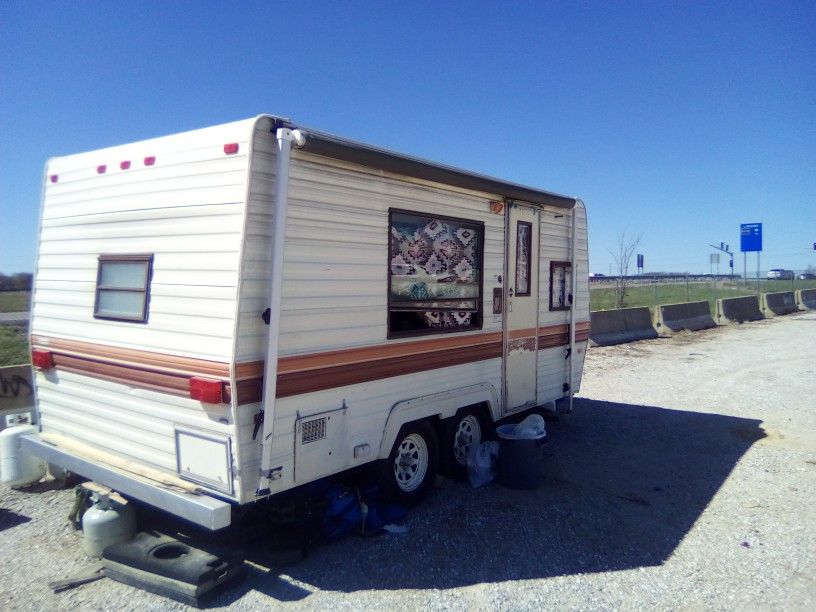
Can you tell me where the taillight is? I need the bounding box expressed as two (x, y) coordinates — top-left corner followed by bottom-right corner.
(224, 143), (239, 155)
(144, 156), (156, 166)
(32, 349), (54, 370)
(120, 161), (131, 170)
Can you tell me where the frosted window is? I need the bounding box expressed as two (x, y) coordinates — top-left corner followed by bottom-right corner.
(99, 262), (148, 288)
(549, 261), (572, 311)
(515, 221), (532, 296)
(94, 255), (153, 322)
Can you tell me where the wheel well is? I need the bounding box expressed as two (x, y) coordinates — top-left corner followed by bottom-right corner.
(432, 401), (491, 436)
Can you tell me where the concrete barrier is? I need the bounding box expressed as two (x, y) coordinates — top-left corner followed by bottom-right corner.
(1, 365), (34, 429)
(590, 307), (658, 346)
(653, 301), (716, 336)
(716, 296), (763, 325)
(761, 291), (798, 317)
(796, 288), (816, 310)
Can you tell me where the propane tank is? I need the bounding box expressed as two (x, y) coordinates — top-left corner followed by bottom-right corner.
(0, 424), (46, 487)
(82, 493), (137, 557)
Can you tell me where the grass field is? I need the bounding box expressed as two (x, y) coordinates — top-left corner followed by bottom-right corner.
(0, 326), (29, 366)
(0, 292), (32, 365)
(0, 291), (30, 313)
(590, 279), (816, 313)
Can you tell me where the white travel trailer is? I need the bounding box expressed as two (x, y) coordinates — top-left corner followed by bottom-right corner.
(23, 116), (590, 530)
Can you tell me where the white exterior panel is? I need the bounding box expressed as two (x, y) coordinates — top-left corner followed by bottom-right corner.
(31, 119), (261, 502)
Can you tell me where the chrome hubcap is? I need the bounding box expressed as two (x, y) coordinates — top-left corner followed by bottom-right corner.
(453, 415), (481, 465)
(393, 433), (429, 492)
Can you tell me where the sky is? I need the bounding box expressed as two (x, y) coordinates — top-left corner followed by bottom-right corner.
(1, 1), (814, 275)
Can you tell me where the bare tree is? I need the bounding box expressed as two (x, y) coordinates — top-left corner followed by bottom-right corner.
(609, 231), (642, 309)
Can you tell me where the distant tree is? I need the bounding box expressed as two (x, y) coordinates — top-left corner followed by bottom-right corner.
(0, 273), (32, 291)
(609, 231), (642, 309)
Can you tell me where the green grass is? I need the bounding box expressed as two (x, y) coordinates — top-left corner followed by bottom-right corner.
(0, 326), (30, 366)
(590, 279), (816, 313)
(0, 291), (30, 313)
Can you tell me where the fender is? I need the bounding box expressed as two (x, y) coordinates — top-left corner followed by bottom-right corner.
(377, 382), (500, 459)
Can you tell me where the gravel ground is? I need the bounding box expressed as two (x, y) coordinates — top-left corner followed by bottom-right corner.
(2, 312), (814, 610)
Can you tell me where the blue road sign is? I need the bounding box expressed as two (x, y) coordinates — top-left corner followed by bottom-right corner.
(740, 223), (762, 252)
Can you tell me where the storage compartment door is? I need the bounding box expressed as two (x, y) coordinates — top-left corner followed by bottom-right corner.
(293, 407), (348, 484)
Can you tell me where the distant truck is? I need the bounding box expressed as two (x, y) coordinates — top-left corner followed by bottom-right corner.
(767, 269), (794, 280)
(21, 115), (589, 530)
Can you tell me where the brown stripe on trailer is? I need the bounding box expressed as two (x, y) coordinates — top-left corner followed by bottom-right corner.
(32, 322), (590, 405)
(538, 321), (591, 350)
(30, 336), (230, 378)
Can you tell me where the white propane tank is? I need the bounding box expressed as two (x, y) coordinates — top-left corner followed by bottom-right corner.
(0, 424), (46, 487)
(82, 494), (137, 557)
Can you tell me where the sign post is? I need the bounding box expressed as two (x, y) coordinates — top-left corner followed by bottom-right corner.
(740, 223), (762, 292)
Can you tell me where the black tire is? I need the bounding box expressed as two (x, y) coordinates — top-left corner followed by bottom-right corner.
(440, 407), (487, 480)
(379, 421), (438, 505)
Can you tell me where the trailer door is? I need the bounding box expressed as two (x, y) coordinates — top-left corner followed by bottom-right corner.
(505, 203), (539, 411)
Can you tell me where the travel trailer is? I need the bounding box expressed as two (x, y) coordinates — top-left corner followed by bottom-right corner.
(22, 115), (590, 530)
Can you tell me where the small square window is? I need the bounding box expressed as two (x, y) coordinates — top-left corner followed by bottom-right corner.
(549, 261), (572, 311)
(94, 254), (153, 322)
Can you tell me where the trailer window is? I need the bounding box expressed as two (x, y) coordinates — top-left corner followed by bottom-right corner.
(515, 221), (532, 296)
(549, 261), (572, 311)
(388, 210), (483, 337)
(94, 254), (153, 322)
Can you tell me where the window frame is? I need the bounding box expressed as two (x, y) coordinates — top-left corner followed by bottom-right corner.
(514, 220), (533, 297)
(387, 208), (485, 339)
(549, 260), (572, 312)
(93, 254), (154, 323)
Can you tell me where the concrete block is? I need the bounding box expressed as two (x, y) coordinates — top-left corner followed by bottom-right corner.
(0, 365), (34, 418)
(653, 301), (716, 336)
(795, 288), (816, 310)
(761, 291), (798, 317)
(716, 296), (763, 325)
(590, 307), (658, 346)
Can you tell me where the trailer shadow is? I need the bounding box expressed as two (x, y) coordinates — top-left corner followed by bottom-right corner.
(0, 508), (32, 532)
(232, 397), (764, 597)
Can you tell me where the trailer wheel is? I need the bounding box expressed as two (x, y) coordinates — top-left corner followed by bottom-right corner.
(441, 408), (486, 479)
(380, 421), (438, 505)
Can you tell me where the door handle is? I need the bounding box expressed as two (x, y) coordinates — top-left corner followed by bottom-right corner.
(508, 288), (514, 298)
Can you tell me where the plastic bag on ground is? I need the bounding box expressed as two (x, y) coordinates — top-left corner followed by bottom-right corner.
(511, 414), (547, 438)
(467, 441), (500, 488)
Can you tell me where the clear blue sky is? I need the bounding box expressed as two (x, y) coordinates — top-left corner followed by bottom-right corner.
(2, 1), (814, 275)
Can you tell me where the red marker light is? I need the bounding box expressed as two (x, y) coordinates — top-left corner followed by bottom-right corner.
(224, 143), (239, 155)
(144, 156), (156, 166)
(189, 377), (224, 403)
(32, 349), (54, 370)
(97, 165), (107, 174)
(50, 175), (58, 183)
(120, 161), (131, 170)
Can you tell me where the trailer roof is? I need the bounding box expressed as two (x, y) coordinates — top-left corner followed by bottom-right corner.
(272, 117), (577, 210)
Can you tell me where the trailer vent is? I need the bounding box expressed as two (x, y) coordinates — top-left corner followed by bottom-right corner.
(301, 417), (327, 444)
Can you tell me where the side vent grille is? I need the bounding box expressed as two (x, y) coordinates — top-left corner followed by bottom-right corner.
(301, 417), (327, 444)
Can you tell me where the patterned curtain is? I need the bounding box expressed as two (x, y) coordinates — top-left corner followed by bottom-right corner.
(390, 212), (481, 330)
